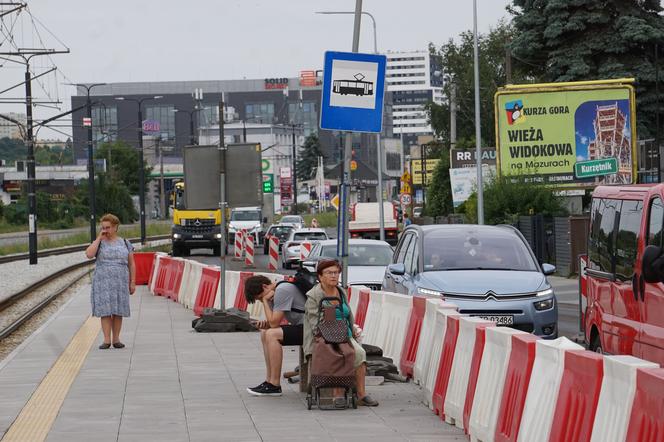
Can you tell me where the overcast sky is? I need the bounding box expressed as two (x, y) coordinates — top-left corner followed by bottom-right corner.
(0, 0), (512, 139)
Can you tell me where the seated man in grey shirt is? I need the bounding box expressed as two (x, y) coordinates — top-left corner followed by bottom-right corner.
(243, 275), (307, 397)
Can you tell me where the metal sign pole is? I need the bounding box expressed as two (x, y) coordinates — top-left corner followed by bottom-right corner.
(218, 97), (227, 309)
(339, 0), (363, 288)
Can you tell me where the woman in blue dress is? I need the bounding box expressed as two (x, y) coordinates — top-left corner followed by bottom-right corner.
(85, 213), (136, 349)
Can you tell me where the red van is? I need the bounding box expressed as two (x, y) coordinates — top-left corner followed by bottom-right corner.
(584, 184), (664, 365)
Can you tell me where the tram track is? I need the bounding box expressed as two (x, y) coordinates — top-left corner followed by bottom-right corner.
(0, 261), (94, 342)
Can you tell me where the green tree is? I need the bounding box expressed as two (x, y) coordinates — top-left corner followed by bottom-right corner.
(424, 145), (454, 217)
(95, 140), (152, 194)
(426, 21), (536, 149)
(34, 143), (74, 166)
(77, 177), (137, 224)
(0, 137), (26, 165)
(509, 0), (664, 137)
(460, 175), (567, 225)
(296, 134), (325, 181)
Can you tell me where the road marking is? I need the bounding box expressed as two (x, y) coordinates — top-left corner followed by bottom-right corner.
(1, 316), (99, 442)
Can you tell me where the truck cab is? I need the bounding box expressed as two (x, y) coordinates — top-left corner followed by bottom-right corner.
(171, 181), (222, 256)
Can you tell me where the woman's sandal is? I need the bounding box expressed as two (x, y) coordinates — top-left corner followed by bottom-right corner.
(99, 343), (111, 349)
(112, 342), (125, 349)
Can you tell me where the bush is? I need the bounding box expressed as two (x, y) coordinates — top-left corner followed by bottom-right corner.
(460, 176), (568, 225)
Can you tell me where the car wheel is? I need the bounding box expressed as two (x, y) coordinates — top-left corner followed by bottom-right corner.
(589, 332), (603, 354)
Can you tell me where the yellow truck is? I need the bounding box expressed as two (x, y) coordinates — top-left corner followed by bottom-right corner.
(171, 180), (222, 256)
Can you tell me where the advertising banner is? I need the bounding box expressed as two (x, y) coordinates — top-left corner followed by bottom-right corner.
(449, 165), (495, 207)
(495, 81), (636, 187)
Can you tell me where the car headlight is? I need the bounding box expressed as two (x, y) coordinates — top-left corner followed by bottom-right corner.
(215, 233), (222, 239)
(536, 288), (553, 297)
(173, 233), (182, 239)
(418, 287), (442, 297)
(534, 298), (554, 311)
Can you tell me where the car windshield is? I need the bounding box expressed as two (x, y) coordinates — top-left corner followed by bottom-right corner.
(281, 216), (301, 224)
(269, 226), (293, 239)
(231, 211), (260, 221)
(423, 229), (538, 272)
(320, 244), (392, 266)
(293, 232), (327, 241)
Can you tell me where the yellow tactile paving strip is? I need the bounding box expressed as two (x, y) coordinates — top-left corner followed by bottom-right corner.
(1, 316), (100, 442)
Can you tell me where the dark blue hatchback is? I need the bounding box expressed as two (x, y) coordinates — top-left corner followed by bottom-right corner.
(382, 224), (558, 338)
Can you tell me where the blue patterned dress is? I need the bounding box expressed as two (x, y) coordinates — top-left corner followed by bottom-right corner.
(91, 237), (133, 317)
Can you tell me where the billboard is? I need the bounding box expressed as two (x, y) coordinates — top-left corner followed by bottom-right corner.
(411, 159), (440, 185)
(495, 80), (637, 187)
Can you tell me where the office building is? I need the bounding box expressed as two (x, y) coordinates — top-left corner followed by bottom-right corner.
(386, 50), (444, 150)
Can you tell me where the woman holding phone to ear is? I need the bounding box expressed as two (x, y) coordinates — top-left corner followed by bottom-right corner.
(85, 213), (136, 349)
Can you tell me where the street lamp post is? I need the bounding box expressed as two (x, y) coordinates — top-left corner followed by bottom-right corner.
(316, 8), (385, 240)
(67, 82), (106, 243)
(473, 0), (484, 224)
(115, 95), (163, 244)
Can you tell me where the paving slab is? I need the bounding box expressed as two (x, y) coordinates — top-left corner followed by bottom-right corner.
(0, 285), (467, 441)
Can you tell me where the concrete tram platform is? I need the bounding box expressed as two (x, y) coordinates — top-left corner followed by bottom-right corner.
(0, 285), (466, 442)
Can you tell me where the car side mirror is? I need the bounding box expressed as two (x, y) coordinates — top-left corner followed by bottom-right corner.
(388, 263), (406, 276)
(301, 260), (316, 272)
(542, 263), (556, 276)
(642, 245), (664, 283)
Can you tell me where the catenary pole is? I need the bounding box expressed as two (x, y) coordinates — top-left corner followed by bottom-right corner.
(25, 67), (37, 264)
(340, 0), (363, 288)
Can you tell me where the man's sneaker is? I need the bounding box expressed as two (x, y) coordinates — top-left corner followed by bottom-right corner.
(246, 381), (268, 393)
(247, 382), (282, 397)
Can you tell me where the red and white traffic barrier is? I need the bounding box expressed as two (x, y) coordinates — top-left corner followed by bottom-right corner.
(300, 240), (312, 261)
(268, 236), (279, 271)
(244, 234), (255, 268)
(468, 327), (526, 442)
(590, 355), (657, 442)
(517, 337), (584, 442)
(444, 317), (494, 430)
(234, 229), (244, 259)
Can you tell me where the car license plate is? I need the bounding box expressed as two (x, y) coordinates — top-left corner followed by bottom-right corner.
(472, 315), (514, 326)
(192, 234), (203, 239)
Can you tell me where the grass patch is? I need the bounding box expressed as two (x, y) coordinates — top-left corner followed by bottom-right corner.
(0, 222), (172, 256)
(0, 218), (90, 234)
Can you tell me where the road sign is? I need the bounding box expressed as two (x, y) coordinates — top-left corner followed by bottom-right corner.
(350, 160), (357, 171)
(320, 51), (387, 133)
(331, 194), (339, 210)
(262, 174), (274, 193)
(401, 183), (412, 195)
(400, 193), (412, 206)
(574, 158), (619, 179)
(142, 120), (160, 134)
(401, 171), (411, 183)
(82, 117), (92, 127)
